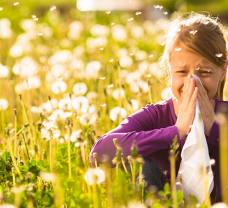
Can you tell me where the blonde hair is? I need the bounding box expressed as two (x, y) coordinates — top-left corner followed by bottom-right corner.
(162, 13), (227, 100)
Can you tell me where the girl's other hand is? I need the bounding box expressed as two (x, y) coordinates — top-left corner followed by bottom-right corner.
(175, 75), (198, 138)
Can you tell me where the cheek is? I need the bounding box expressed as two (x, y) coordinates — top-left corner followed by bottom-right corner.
(171, 77), (184, 98)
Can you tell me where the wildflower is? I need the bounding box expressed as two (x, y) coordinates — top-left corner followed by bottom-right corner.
(84, 167), (105, 185)
(109, 107), (127, 122)
(68, 21), (83, 40)
(49, 50), (72, 65)
(12, 56), (38, 78)
(112, 88), (125, 100)
(73, 82), (87, 96)
(129, 99), (139, 111)
(71, 96), (89, 114)
(0, 64), (9, 78)
(0, 18), (13, 39)
(211, 203), (228, 208)
(161, 87), (173, 100)
(51, 80), (67, 94)
(0, 98), (8, 111)
(40, 172), (56, 182)
(119, 55), (133, 68)
(111, 25), (127, 42)
(49, 5), (57, 12)
(86, 37), (107, 51)
(90, 24), (109, 37)
(127, 201), (146, 208)
(85, 61), (101, 79)
(70, 130), (82, 142)
(0, 204), (16, 208)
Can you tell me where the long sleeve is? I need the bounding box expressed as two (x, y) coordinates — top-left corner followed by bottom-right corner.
(89, 103), (180, 165)
(206, 121), (220, 147)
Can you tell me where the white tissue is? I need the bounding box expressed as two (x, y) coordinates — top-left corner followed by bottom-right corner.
(177, 75), (214, 203)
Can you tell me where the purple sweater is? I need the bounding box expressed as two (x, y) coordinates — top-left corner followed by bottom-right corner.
(90, 98), (228, 203)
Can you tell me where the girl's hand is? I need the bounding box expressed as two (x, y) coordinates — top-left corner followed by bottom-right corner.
(194, 77), (216, 136)
(175, 75), (198, 138)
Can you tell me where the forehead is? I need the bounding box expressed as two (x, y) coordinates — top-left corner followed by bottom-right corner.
(169, 42), (214, 67)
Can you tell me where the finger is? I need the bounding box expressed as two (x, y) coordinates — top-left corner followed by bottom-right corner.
(183, 75), (191, 93)
(189, 86), (198, 106)
(186, 77), (196, 99)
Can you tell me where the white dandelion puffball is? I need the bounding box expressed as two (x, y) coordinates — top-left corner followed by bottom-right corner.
(90, 24), (109, 37)
(85, 61), (101, 79)
(40, 172), (56, 182)
(0, 64), (9, 78)
(51, 80), (67, 94)
(0, 18), (13, 39)
(109, 107), (127, 122)
(111, 24), (127, 42)
(112, 88), (125, 100)
(68, 21), (83, 40)
(161, 87), (173, 100)
(212, 203), (228, 208)
(119, 55), (133, 68)
(73, 82), (87, 96)
(0, 98), (9, 111)
(84, 167), (105, 185)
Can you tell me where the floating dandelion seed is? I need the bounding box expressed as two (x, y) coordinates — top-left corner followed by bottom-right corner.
(0, 7), (4, 11)
(105, 11), (111, 15)
(154, 5), (163, 9)
(175, 47), (182, 52)
(84, 167), (105, 185)
(13, 2), (19, 6)
(32, 15), (38, 22)
(189, 30), (198, 35)
(0, 98), (8, 111)
(135, 11), (142, 16)
(215, 53), (223, 58)
(127, 17), (134, 22)
(49, 5), (56, 12)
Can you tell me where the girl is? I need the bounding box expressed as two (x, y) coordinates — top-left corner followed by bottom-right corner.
(89, 13), (228, 203)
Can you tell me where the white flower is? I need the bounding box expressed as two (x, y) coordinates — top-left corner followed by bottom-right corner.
(12, 57), (38, 78)
(68, 21), (83, 40)
(112, 88), (125, 100)
(70, 130), (82, 142)
(149, 63), (166, 79)
(86, 37), (107, 50)
(127, 201), (146, 208)
(109, 107), (127, 122)
(0, 98), (8, 111)
(15, 76), (41, 93)
(161, 87), (173, 100)
(40, 172), (56, 182)
(79, 113), (97, 126)
(111, 25), (127, 42)
(58, 96), (73, 111)
(0, 64), (9, 78)
(49, 50), (72, 65)
(84, 167), (105, 185)
(51, 80), (67, 94)
(85, 61), (101, 79)
(20, 19), (36, 32)
(73, 82), (87, 96)
(212, 203), (228, 208)
(129, 99), (139, 111)
(90, 24), (109, 37)
(130, 25), (144, 39)
(71, 96), (89, 114)
(0, 204), (16, 208)
(119, 55), (133, 68)
(0, 18), (13, 39)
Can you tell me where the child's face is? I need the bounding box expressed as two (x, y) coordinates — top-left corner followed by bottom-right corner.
(169, 42), (226, 102)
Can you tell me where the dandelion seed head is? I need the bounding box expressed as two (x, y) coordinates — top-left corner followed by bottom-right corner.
(51, 80), (67, 94)
(84, 167), (105, 185)
(73, 82), (87, 96)
(49, 5), (57, 12)
(40, 172), (56, 182)
(0, 64), (9, 78)
(0, 98), (9, 111)
(109, 107), (127, 122)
